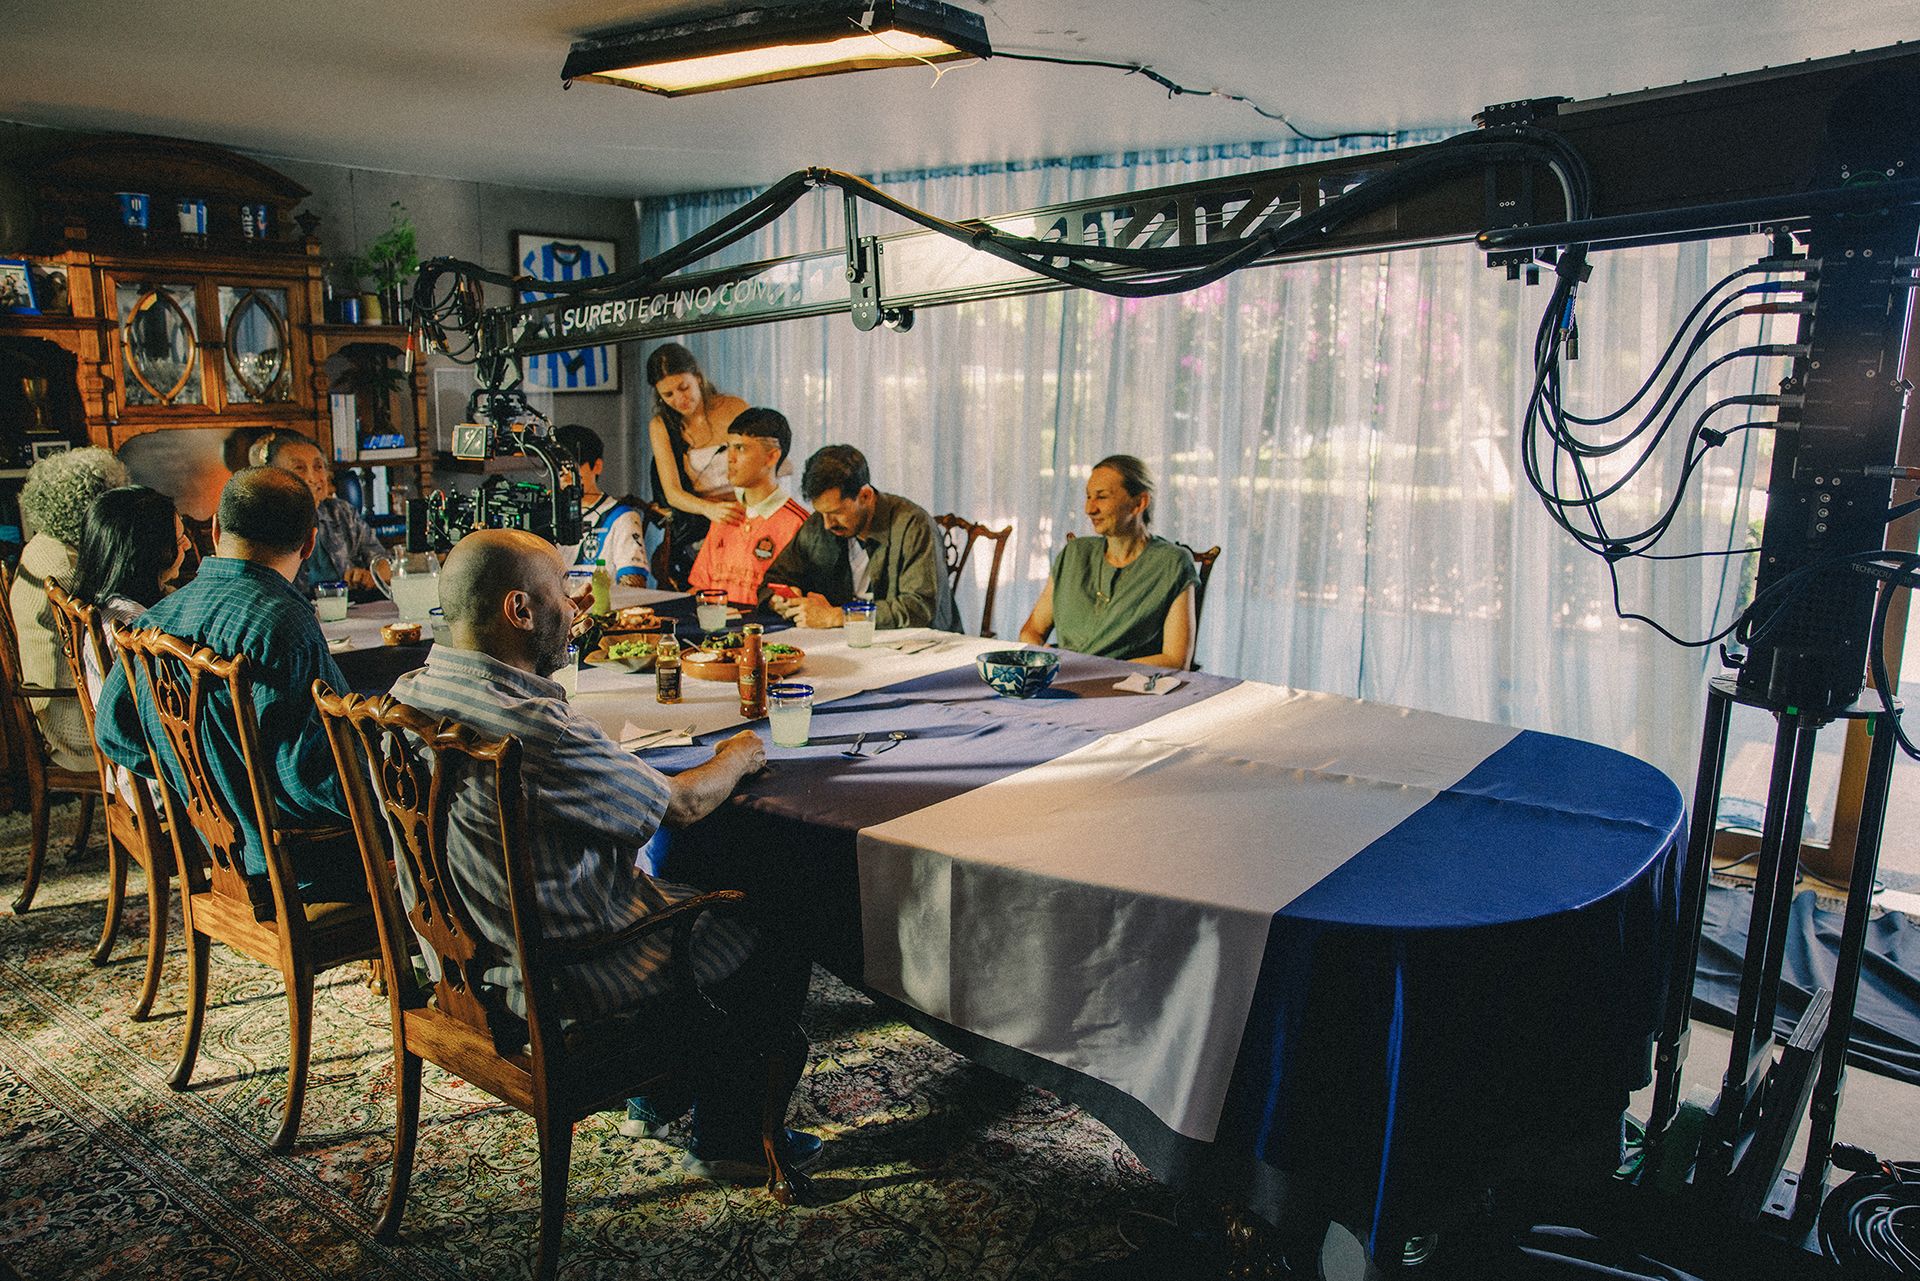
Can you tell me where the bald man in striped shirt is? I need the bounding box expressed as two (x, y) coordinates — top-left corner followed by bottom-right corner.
(393, 528), (821, 1182)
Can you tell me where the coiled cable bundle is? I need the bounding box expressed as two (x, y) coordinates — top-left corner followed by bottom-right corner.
(1819, 1144), (1920, 1277)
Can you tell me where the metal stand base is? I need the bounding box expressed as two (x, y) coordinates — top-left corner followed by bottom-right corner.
(1645, 675), (1900, 1229)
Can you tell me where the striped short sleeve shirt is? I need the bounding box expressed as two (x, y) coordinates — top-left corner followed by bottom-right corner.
(392, 646), (752, 1021)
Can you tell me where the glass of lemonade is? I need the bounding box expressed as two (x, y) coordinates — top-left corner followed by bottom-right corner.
(313, 580), (349, 622)
(843, 599), (876, 647)
(768, 682), (814, 747)
(697, 589), (729, 633)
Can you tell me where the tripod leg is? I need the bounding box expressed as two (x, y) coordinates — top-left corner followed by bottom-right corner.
(1793, 708), (1900, 1223)
(1648, 683), (1735, 1147)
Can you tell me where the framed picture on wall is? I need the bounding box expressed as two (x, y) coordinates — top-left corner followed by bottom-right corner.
(0, 259), (38, 315)
(513, 232), (619, 393)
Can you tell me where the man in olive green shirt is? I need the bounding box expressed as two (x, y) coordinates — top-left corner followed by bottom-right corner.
(763, 444), (959, 633)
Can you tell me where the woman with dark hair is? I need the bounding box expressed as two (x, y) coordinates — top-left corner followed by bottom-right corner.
(1019, 454), (1198, 670)
(645, 342), (749, 584)
(69, 485), (190, 628)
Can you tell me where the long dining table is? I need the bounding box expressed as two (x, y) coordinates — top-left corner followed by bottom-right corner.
(327, 589), (1687, 1255)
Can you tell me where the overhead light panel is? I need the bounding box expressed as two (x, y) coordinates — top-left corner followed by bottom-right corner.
(562, 1), (992, 97)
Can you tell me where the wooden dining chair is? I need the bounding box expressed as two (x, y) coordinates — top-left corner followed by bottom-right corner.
(44, 580), (171, 1017)
(934, 513), (1013, 638)
(313, 684), (800, 1281)
(1177, 542), (1223, 638)
(642, 498), (678, 589)
(115, 628), (378, 1152)
(0, 559), (99, 914)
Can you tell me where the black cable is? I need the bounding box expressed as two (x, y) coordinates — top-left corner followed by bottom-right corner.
(1864, 555), (1920, 761)
(1820, 1147), (1920, 1276)
(989, 48), (1398, 143)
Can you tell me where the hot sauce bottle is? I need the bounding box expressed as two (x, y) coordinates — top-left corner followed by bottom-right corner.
(737, 623), (767, 718)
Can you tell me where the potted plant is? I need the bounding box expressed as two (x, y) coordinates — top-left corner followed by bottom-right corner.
(347, 201), (419, 326)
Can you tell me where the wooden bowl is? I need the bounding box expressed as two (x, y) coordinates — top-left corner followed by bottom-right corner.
(681, 645), (805, 683)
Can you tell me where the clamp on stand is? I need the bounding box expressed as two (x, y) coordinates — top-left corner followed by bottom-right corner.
(1646, 673), (1900, 1234)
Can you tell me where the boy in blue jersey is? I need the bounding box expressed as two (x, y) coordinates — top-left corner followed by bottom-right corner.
(553, 423), (649, 585)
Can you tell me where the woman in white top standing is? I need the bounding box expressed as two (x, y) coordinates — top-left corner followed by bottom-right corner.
(646, 343), (749, 586)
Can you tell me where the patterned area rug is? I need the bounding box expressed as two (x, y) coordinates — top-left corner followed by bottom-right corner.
(0, 803), (1169, 1280)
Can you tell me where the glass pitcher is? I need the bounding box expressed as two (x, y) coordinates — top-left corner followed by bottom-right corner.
(378, 549), (441, 622)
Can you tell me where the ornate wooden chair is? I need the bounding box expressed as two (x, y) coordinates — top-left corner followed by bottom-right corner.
(44, 580), (170, 1017)
(934, 513), (1013, 637)
(1178, 542), (1223, 638)
(0, 559), (99, 914)
(642, 498), (679, 589)
(114, 628), (378, 1152)
(313, 684), (799, 1280)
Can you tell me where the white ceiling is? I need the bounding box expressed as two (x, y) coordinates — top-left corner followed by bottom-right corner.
(5, 0), (1919, 199)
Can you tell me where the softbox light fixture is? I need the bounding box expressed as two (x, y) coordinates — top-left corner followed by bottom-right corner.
(562, 1), (993, 98)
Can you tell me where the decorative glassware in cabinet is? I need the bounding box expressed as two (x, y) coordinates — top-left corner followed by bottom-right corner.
(116, 281), (203, 407)
(219, 285), (292, 403)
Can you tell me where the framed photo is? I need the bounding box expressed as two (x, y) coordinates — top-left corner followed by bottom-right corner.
(30, 440), (71, 461)
(513, 231), (619, 393)
(0, 259), (38, 315)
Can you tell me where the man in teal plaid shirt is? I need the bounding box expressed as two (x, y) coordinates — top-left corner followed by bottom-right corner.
(95, 467), (363, 903)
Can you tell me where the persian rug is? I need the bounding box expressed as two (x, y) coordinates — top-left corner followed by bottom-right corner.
(0, 803), (1169, 1280)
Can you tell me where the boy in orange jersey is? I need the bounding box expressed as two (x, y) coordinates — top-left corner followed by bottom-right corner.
(686, 408), (808, 606)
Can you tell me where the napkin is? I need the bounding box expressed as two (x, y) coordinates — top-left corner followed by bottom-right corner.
(620, 721), (696, 751)
(327, 635), (355, 653)
(1114, 672), (1183, 695)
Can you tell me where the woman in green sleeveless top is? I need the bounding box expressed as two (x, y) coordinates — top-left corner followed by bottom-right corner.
(1019, 455), (1197, 669)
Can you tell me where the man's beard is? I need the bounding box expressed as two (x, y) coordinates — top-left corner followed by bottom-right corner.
(536, 606), (571, 678)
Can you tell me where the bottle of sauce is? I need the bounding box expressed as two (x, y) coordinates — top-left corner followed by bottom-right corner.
(655, 624), (681, 704)
(737, 623), (766, 718)
(590, 558), (612, 616)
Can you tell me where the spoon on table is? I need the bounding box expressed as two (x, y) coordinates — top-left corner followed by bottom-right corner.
(840, 732), (868, 759)
(871, 732), (908, 754)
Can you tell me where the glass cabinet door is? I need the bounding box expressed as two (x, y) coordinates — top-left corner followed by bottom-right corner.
(116, 281), (203, 407)
(219, 285), (293, 404)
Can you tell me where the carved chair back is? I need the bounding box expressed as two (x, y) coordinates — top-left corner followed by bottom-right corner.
(313, 686), (558, 1059)
(113, 628), (300, 929)
(934, 513), (1013, 638)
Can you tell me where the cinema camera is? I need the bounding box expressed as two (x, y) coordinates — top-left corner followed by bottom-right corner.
(403, 391), (584, 555)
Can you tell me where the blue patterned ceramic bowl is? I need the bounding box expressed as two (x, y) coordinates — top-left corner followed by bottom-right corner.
(975, 648), (1060, 698)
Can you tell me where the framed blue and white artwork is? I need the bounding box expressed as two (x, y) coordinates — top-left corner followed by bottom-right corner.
(514, 231), (619, 393)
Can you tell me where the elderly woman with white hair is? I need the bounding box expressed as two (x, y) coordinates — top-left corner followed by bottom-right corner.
(10, 446), (130, 770)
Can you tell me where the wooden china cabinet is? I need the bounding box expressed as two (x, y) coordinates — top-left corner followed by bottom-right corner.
(0, 135), (429, 487)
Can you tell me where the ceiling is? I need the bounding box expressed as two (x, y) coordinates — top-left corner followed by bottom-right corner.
(5, 0), (1919, 199)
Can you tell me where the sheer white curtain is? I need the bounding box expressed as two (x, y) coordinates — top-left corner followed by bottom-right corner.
(638, 141), (1778, 785)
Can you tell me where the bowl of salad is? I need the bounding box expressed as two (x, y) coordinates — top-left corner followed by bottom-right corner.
(586, 635), (660, 672)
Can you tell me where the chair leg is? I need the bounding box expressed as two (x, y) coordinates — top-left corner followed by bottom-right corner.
(271, 962), (316, 1153)
(374, 1050), (422, 1242)
(65, 793), (96, 861)
(132, 850), (169, 1021)
(90, 827), (130, 965)
(169, 930), (211, 1090)
(11, 786), (50, 914)
(532, 1115), (574, 1281)
(763, 1054), (798, 1206)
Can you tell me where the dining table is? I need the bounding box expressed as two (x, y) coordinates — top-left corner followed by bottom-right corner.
(323, 587), (1687, 1258)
